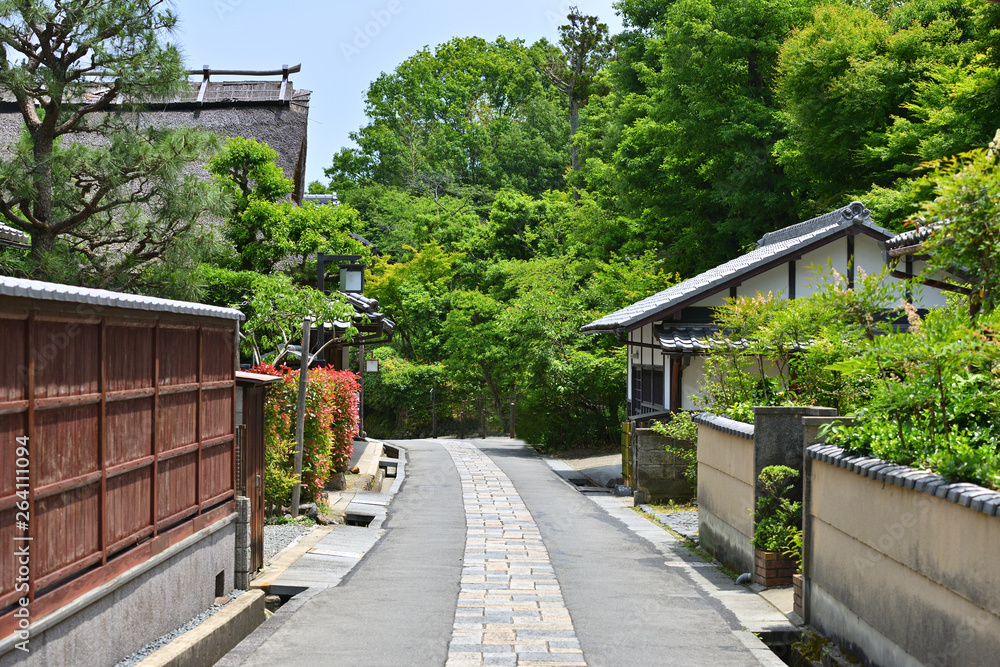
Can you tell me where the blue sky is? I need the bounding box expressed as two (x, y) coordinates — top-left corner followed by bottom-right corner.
(169, 0), (624, 185)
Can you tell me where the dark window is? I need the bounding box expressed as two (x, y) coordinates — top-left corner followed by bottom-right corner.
(652, 368), (664, 406)
(637, 367), (665, 407)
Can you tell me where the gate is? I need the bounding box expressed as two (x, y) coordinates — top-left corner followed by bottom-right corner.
(243, 385), (266, 574)
(237, 372), (279, 577)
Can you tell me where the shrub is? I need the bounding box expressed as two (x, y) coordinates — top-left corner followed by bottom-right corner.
(253, 363), (360, 512)
(697, 267), (903, 422)
(822, 306), (1000, 489)
(752, 465), (802, 552)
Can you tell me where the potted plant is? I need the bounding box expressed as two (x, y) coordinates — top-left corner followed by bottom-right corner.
(752, 465), (801, 587)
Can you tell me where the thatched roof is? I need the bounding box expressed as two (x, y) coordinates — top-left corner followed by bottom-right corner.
(0, 78), (312, 202)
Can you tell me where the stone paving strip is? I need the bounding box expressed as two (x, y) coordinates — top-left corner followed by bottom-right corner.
(444, 442), (587, 667)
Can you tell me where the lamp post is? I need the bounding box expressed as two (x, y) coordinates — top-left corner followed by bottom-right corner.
(291, 315), (312, 518)
(316, 253), (364, 367)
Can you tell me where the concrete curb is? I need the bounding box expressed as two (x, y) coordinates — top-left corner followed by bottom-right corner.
(250, 525), (336, 594)
(135, 589), (265, 667)
(357, 438), (385, 478)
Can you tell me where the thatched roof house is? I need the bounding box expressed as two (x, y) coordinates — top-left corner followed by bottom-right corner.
(0, 66), (312, 202)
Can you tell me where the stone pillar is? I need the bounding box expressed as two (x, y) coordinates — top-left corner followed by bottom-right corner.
(234, 496), (251, 590)
(751, 406), (838, 501)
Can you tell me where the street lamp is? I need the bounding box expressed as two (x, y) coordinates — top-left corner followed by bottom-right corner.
(339, 264), (365, 293)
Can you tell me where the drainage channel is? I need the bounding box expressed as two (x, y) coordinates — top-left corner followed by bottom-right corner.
(565, 475), (612, 495)
(759, 629), (802, 665)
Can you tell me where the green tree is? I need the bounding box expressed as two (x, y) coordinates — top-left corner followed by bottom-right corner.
(0, 0), (225, 286)
(538, 6), (614, 173)
(774, 0), (986, 219)
(208, 137), (368, 275)
(326, 36), (569, 196)
(577, 0), (816, 275)
(199, 266), (355, 366)
(366, 242), (462, 361)
(916, 137), (1000, 314)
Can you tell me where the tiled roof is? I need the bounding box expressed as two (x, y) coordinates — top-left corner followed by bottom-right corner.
(655, 324), (721, 353)
(343, 292), (395, 335)
(883, 225), (939, 254)
(582, 202), (892, 334)
(0, 222), (29, 248)
(0, 275), (244, 320)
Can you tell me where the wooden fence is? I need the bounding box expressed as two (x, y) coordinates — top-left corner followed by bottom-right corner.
(0, 301), (238, 640)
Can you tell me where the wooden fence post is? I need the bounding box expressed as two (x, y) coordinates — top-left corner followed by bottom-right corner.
(431, 387), (437, 439)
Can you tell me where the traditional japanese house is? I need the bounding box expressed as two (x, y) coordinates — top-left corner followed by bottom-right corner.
(582, 202), (949, 417)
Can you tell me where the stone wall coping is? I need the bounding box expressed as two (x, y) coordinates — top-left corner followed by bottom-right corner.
(754, 406), (839, 416)
(806, 444), (1000, 518)
(693, 412), (754, 440)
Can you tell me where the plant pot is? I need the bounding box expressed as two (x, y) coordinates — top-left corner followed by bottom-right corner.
(792, 572), (804, 617)
(753, 548), (796, 587)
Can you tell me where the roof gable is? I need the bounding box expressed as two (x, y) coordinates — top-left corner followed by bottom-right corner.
(582, 202), (893, 335)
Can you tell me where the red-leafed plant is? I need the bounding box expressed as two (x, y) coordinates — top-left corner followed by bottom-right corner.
(252, 363), (360, 511)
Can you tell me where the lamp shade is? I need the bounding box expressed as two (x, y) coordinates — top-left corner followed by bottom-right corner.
(340, 267), (364, 292)
(365, 358), (379, 373)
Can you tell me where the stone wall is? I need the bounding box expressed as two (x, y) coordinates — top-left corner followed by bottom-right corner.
(804, 445), (1000, 667)
(0, 518), (235, 667)
(633, 428), (695, 502)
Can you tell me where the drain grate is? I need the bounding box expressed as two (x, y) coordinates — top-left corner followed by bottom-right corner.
(345, 513), (375, 527)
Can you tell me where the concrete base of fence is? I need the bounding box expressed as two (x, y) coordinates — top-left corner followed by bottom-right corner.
(135, 589), (265, 667)
(235, 497), (252, 590)
(698, 506), (754, 575)
(0, 516), (236, 667)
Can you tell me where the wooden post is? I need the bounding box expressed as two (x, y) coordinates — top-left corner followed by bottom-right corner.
(291, 316), (312, 517)
(431, 388), (437, 439)
(509, 402), (516, 439)
(480, 408), (486, 439)
(358, 343), (365, 439)
(459, 411), (465, 439)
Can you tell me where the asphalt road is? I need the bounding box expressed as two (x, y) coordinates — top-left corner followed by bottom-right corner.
(227, 438), (778, 666)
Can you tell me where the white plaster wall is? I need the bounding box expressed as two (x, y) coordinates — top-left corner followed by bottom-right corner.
(680, 356), (707, 411)
(693, 291), (728, 308)
(629, 324), (665, 369)
(797, 239), (847, 298)
(854, 234), (885, 279)
(737, 265), (788, 299)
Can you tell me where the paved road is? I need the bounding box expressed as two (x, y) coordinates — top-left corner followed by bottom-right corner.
(224, 438), (784, 666)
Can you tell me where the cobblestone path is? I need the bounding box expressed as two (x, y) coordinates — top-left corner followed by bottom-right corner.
(443, 441), (586, 667)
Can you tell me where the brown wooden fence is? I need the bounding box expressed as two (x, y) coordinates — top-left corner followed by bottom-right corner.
(0, 298), (238, 640)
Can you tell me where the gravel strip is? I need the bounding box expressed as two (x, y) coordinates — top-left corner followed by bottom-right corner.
(263, 522), (311, 565)
(641, 505), (700, 541)
(114, 589), (244, 667)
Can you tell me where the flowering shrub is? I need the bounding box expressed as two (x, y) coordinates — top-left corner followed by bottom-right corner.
(252, 363), (360, 510)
